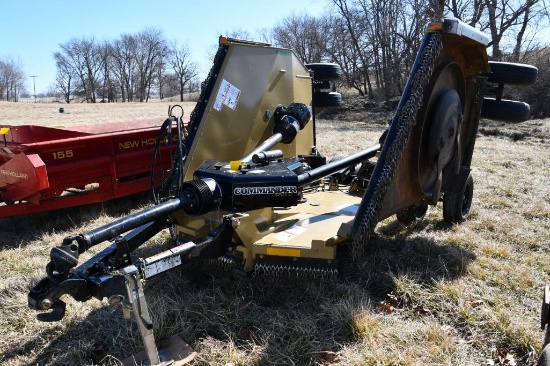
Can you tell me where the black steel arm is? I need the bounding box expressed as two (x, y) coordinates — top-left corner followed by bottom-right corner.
(44, 178), (224, 282)
(29, 215), (235, 322)
(43, 198), (188, 283)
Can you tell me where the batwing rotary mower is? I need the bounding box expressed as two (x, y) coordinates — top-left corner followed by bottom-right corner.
(28, 18), (537, 365)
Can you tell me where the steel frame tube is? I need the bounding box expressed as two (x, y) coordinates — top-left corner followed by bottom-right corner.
(297, 143), (381, 186)
(241, 133), (283, 163)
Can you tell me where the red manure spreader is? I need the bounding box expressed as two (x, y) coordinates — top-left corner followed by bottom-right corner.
(0, 117), (184, 217)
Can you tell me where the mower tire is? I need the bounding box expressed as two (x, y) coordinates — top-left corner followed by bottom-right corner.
(314, 92), (342, 109)
(396, 205), (429, 225)
(443, 173), (474, 224)
(487, 61), (538, 86)
(306, 63), (342, 81)
(480, 98), (530, 123)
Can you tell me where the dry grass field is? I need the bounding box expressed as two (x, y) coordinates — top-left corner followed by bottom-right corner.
(0, 100), (549, 365)
(0, 99), (196, 128)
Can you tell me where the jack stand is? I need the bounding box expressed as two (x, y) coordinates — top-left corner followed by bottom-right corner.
(121, 265), (196, 366)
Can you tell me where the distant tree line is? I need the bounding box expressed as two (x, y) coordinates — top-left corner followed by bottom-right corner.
(54, 28), (198, 103)
(5, 0), (550, 117)
(0, 57), (26, 101)
(47, 0), (550, 111)
(271, 0), (546, 104)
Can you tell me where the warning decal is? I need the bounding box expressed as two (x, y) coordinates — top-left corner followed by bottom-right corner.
(213, 79), (241, 111)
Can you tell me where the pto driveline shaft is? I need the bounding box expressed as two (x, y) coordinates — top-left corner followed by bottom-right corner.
(82, 196), (190, 246)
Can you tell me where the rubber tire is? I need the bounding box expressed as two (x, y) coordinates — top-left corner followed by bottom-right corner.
(313, 92), (342, 109)
(443, 173), (473, 224)
(306, 63), (343, 81)
(487, 61), (538, 86)
(480, 98), (531, 123)
(396, 205), (428, 225)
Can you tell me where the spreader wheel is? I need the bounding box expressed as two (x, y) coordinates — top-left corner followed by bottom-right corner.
(443, 172), (473, 224)
(396, 205), (428, 225)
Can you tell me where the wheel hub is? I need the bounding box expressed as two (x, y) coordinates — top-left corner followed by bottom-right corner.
(428, 89), (461, 169)
(418, 63), (464, 200)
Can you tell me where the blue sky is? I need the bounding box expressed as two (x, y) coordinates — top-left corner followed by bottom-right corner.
(0, 0), (330, 94)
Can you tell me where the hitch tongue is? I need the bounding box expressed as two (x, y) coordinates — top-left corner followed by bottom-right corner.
(28, 277), (68, 322)
(36, 299), (66, 322)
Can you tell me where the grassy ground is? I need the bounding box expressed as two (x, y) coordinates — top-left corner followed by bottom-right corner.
(0, 99), (196, 127)
(0, 101), (549, 365)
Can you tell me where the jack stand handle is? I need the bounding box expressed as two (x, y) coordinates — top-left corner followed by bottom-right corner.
(544, 331), (550, 348)
(123, 265), (163, 365)
(140, 315), (154, 330)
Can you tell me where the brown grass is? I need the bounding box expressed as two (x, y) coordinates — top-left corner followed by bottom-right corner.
(0, 100), (196, 127)
(0, 101), (549, 365)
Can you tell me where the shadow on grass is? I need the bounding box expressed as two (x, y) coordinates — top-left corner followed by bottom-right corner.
(1, 304), (138, 365)
(0, 192), (152, 249)
(342, 218), (477, 301)
(8, 216), (477, 365)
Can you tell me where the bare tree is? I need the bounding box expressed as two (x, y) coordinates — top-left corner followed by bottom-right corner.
(446, 0), (486, 27)
(57, 37), (103, 102)
(155, 54), (168, 100)
(443, 0), (544, 62)
(318, 14), (371, 96)
(272, 13), (326, 64)
(483, 0), (540, 60)
(362, 0), (399, 100)
(0, 56), (26, 101)
(394, 0), (431, 86)
(111, 34), (137, 102)
(53, 51), (75, 103)
(97, 41), (116, 102)
(54, 29), (175, 103)
(321, 0), (431, 100)
(168, 41), (198, 102)
(134, 28), (167, 102)
(330, 0), (375, 98)
(510, 0), (545, 61)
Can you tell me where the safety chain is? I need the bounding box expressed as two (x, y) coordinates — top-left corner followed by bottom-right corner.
(184, 44), (228, 149)
(351, 32), (443, 258)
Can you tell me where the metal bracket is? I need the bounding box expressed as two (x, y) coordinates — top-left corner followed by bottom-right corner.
(113, 235), (132, 268)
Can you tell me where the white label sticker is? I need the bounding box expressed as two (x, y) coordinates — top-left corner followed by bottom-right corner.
(286, 225), (307, 235)
(273, 224), (307, 242)
(273, 231), (295, 242)
(213, 79), (241, 111)
(144, 256), (182, 278)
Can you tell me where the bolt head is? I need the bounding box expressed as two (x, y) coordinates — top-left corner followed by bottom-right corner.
(108, 295), (122, 306)
(41, 299), (52, 309)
